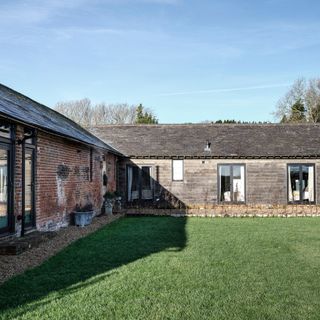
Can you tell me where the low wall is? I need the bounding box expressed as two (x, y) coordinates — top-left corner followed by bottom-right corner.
(124, 205), (320, 217)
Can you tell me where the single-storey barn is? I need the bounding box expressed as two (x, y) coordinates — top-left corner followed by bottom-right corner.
(90, 124), (320, 217)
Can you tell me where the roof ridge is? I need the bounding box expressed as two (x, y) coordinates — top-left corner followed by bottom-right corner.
(90, 123), (320, 158)
(90, 122), (320, 127)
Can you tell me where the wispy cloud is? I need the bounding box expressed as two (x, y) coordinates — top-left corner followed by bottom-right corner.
(137, 0), (181, 4)
(157, 83), (291, 96)
(51, 27), (126, 41)
(0, 0), (92, 25)
(98, 0), (181, 4)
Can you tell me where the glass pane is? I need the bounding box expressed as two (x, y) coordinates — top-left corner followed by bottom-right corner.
(24, 151), (33, 225)
(302, 165), (314, 202)
(219, 166), (231, 202)
(0, 124), (10, 139)
(288, 165), (300, 202)
(141, 167), (151, 190)
(24, 128), (34, 144)
(127, 166), (132, 201)
(233, 165), (245, 202)
(0, 149), (8, 229)
(130, 166), (140, 200)
(173, 160), (183, 181)
(141, 167), (152, 199)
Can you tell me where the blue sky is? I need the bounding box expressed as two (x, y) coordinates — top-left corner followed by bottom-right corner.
(0, 0), (320, 123)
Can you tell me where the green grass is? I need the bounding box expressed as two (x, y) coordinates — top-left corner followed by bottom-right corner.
(1, 217), (320, 320)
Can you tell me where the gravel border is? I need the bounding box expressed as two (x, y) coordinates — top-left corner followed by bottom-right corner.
(0, 213), (124, 285)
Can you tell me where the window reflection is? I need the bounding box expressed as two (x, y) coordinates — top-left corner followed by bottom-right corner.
(0, 124), (11, 139)
(0, 149), (8, 229)
(24, 152), (33, 225)
(219, 165), (245, 203)
(127, 166), (153, 201)
(288, 164), (314, 203)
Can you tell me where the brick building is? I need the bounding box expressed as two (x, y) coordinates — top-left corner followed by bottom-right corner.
(0, 84), (120, 238)
(91, 124), (320, 217)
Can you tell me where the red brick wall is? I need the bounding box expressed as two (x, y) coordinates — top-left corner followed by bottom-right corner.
(105, 153), (117, 193)
(35, 131), (111, 231)
(0, 122), (119, 236)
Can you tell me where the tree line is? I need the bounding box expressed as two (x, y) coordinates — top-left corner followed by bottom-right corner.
(54, 77), (320, 126)
(54, 100), (158, 126)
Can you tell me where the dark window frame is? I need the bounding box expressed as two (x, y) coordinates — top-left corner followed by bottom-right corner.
(217, 163), (246, 204)
(21, 128), (37, 233)
(287, 163), (316, 205)
(126, 164), (154, 202)
(0, 122), (15, 235)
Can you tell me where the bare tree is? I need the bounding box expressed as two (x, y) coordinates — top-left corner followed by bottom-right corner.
(274, 78), (306, 123)
(54, 100), (144, 126)
(274, 78), (320, 123)
(108, 104), (137, 124)
(55, 98), (93, 126)
(305, 78), (320, 122)
(90, 103), (136, 125)
(91, 103), (109, 126)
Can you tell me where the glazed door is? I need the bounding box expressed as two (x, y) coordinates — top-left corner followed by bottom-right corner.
(23, 148), (35, 229)
(0, 146), (12, 233)
(219, 164), (245, 203)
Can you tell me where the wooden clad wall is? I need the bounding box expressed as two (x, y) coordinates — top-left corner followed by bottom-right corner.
(118, 158), (320, 207)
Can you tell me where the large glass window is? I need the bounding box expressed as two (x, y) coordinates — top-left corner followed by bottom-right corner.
(219, 164), (245, 203)
(24, 150), (35, 226)
(127, 165), (153, 201)
(141, 166), (152, 199)
(288, 164), (315, 203)
(128, 166), (139, 201)
(0, 149), (8, 230)
(23, 127), (36, 230)
(0, 122), (13, 233)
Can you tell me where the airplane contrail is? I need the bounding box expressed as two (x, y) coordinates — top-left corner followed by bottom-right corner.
(157, 83), (291, 96)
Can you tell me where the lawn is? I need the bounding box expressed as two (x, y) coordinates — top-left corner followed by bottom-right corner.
(1, 217), (320, 320)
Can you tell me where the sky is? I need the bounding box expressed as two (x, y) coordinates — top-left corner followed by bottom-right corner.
(0, 0), (320, 123)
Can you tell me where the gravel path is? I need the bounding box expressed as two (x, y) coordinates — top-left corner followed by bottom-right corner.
(0, 213), (124, 285)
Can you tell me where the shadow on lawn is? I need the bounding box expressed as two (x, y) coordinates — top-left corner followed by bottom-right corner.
(0, 216), (187, 315)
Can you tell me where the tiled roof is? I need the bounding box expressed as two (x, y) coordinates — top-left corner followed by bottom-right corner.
(0, 84), (121, 154)
(89, 123), (320, 158)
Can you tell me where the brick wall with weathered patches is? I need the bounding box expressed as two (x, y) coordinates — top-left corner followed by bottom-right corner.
(4, 124), (118, 237)
(35, 131), (113, 231)
(118, 158), (320, 215)
(105, 153), (117, 192)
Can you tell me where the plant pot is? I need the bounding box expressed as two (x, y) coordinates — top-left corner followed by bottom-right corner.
(114, 197), (122, 212)
(105, 205), (113, 215)
(74, 211), (94, 227)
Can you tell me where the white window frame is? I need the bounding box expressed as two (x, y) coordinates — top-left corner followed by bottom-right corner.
(172, 159), (184, 181)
